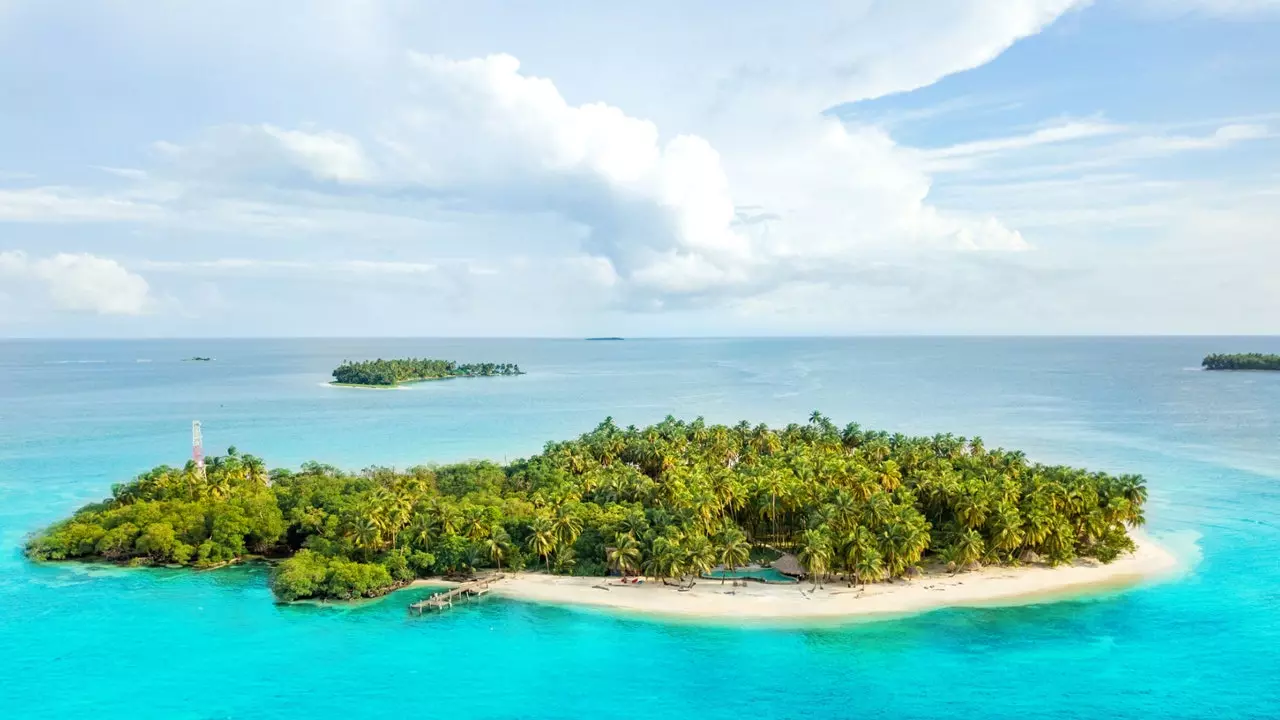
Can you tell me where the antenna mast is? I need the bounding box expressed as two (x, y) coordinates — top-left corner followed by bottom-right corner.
(192, 420), (205, 478)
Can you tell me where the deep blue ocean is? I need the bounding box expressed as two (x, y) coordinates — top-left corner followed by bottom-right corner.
(2, 337), (1278, 719)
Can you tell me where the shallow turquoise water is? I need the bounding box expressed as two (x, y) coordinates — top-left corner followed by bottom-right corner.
(2, 337), (1278, 719)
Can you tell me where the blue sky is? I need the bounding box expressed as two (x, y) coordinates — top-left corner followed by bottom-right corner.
(1, 0), (1277, 337)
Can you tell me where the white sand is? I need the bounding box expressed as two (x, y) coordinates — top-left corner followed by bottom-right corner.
(463, 531), (1180, 623)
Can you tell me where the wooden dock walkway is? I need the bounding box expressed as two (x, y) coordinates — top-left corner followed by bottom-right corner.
(409, 575), (504, 614)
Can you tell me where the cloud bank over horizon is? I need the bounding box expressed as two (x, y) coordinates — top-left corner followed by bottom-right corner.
(0, 0), (1277, 336)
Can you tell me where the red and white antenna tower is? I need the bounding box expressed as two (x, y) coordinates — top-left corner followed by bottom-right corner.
(192, 420), (205, 478)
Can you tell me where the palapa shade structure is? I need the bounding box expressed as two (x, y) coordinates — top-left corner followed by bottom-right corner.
(770, 553), (805, 578)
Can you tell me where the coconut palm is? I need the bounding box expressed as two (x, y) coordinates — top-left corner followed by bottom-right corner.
(853, 550), (884, 585)
(350, 516), (382, 560)
(607, 533), (642, 577)
(643, 536), (680, 583)
(953, 528), (985, 570)
(715, 524), (751, 583)
(552, 507), (583, 548)
(485, 528), (510, 572)
(797, 527), (832, 589)
(840, 525), (878, 583)
(684, 534), (717, 580)
(407, 514), (433, 551)
(526, 515), (557, 573)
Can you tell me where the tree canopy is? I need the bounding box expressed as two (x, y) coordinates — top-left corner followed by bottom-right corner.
(1202, 353), (1280, 371)
(331, 358), (524, 386)
(27, 415), (1147, 602)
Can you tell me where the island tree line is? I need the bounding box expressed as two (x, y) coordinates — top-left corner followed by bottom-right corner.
(332, 358), (523, 386)
(1201, 353), (1280, 371)
(26, 415), (1148, 602)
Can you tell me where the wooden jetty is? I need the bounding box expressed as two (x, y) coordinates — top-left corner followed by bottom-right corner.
(409, 575), (503, 614)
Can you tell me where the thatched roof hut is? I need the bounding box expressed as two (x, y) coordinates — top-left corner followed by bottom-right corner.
(771, 553), (805, 578)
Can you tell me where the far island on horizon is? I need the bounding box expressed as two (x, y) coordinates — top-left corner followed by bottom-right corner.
(1202, 353), (1280, 371)
(585, 337), (624, 341)
(330, 358), (524, 387)
(25, 414), (1173, 620)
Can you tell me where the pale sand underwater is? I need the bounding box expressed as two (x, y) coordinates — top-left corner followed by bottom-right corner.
(418, 531), (1180, 623)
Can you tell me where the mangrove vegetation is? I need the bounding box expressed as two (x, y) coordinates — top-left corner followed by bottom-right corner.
(26, 415), (1148, 602)
(331, 358), (524, 387)
(1202, 353), (1280, 371)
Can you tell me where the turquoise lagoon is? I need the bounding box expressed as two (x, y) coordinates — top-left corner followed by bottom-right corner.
(2, 337), (1279, 719)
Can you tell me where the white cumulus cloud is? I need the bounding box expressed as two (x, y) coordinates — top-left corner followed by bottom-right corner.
(0, 251), (152, 315)
(364, 53), (1030, 304)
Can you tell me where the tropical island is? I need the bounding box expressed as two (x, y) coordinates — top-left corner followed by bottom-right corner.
(184, 357), (213, 362)
(25, 415), (1175, 618)
(1202, 353), (1280, 371)
(331, 358), (524, 387)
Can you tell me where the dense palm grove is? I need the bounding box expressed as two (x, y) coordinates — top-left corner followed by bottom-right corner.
(1202, 353), (1280, 371)
(26, 415), (1147, 602)
(332, 358), (524, 386)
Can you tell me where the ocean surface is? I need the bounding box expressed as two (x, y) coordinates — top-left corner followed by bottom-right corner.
(1, 337), (1278, 719)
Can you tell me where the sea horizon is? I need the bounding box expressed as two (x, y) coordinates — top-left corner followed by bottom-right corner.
(3, 333), (1279, 340)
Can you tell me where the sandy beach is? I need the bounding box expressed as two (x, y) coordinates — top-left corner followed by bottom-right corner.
(427, 531), (1181, 623)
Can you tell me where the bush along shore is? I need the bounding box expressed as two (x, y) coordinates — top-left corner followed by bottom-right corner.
(25, 415), (1148, 603)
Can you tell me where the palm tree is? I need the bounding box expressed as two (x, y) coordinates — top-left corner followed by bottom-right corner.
(840, 525), (877, 584)
(386, 491), (413, 549)
(955, 487), (990, 530)
(798, 527), (832, 589)
(433, 502), (461, 536)
(243, 455), (269, 487)
(485, 528), (510, 572)
(715, 525), (751, 583)
(1022, 505), (1052, 549)
(644, 535), (683, 583)
(407, 514), (433, 551)
(953, 529), (985, 570)
(462, 506), (490, 542)
(351, 516), (382, 560)
(552, 507), (583, 549)
(526, 515), (557, 573)
(853, 550), (884, 585)
(880, 521), (914, 577)
(849, 468), (880, 502)
(988, 502), (1025, 560)
(878, 460), (902, 492)
(683, 534), (716, 580)
(829, 489), (859, 532)
(607, 533), (642, 577)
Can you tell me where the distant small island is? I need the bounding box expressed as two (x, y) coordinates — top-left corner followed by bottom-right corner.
(1202, 353), (1280, 371)
(184, 357), (213, 362)
(586, 337), (624, 341)
(331, 358), (524, 387)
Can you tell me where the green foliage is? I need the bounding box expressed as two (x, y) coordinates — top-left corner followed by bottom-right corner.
(269, 550), (398, 601)
(27, 414), (1149, 602)
(332, 358), (523, 386)
(1202, 353), (1280, 371)
(270, 550), (330, 601)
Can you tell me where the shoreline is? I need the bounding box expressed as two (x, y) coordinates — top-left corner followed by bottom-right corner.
(410, 531), (1181, 624)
